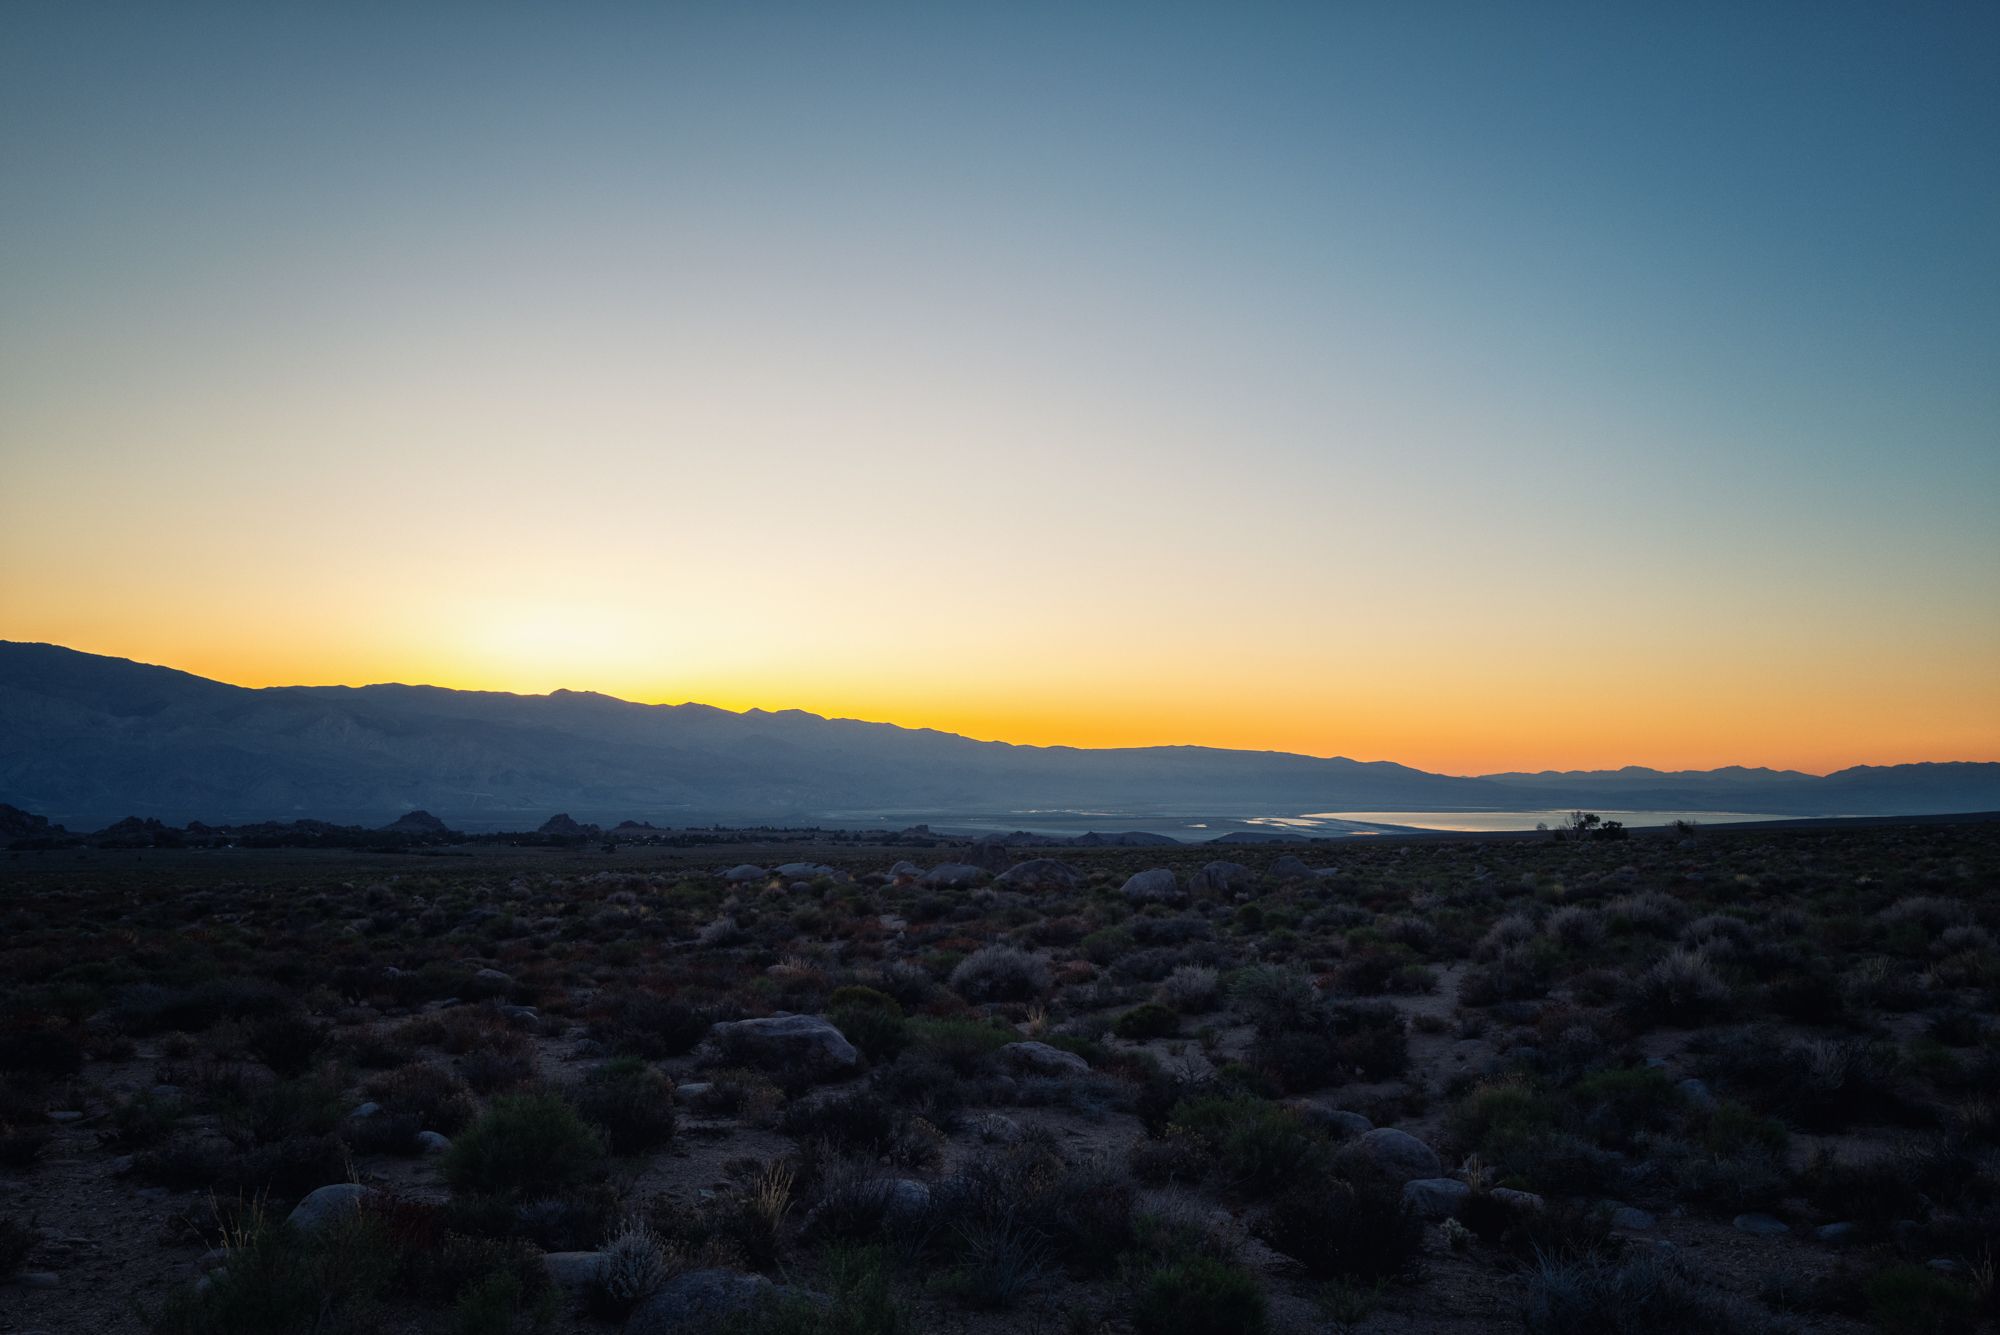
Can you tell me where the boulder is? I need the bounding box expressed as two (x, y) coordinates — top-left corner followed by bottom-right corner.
(1403, 1177), (1471, 1220)
(1287, 1102), (1372, 1138)
(773, 862), (836, 881)
(992, 859), (1085, 891)
(1000, 1041), (1090, 1076)
(919, 863), (986, 889)
(721, 864), (768, 883)
(1120, 868), (1184, 903)
(886, 861), (922, 880)
(1354, 1128), (1441, 1183)
(287, 1184), (376, 1234)
(626, 1269), (823, 1335)
(1189, 861), (1254, 894)
(1268, 855), (1314, 881)
(416, 1130), (451, 1154)
(706, 1014), (857, 1075)
(1733, 1213), (1789, 1237)
(542, 1251), (606, 1289)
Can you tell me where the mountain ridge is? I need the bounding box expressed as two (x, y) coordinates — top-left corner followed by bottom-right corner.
(4, 641), (1996, 830)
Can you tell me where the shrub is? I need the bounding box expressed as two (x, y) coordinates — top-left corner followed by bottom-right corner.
(1863, 1263), (1981, 1335)
(1625, 947), (1731, 1026)
(366, 1062), (478, 1135)
(442, 1093), (606, 1199)
(780, 1089), (897, 1155)
(0, 1215), (37, 1280)
(244, 1013), (327, 1077)
(573, 1057), (676, 1154)
(1155, 965), (1222, 1014)
(1253, 1171), (1422, 1281)
(1130, 1253), (1267, 1335)
(588, 1218), (669, 1319)
(1115, 1003), (1181, 1041)
(1524, 1252), (1767, 1335)
(947, 946), (1052, 1003)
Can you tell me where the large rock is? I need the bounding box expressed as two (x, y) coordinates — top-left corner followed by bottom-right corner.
(773, 862), (837, 881)
(706, 1014), (857, 1075)
(1288, 1101), (1373, 1139)
(1120, 868), (1184, 903)
(287, 1184), (376, 1234)
(1269, 855), (1314, 881)
(1189, 861), (1254, 894)
(543, 1251), (607, 1289)
(886, 861), (922, 881)
(1354, 1128), (1441, 1183)
(720, 864), (768, 883)
(919, 863), (986, 889)
(1403, 1177), (1471, 1220)
(992, 859), (1085, 891)
(1000, 1041), (1090, 1076)
(624, 1269), (819, 1334)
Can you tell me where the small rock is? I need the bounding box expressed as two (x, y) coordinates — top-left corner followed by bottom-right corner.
(1000, 1041), (1090, 1076)
(1402, 1177), (1471, 1220)
(1611, 1206), (1657, 1231)
(197, 1247), (229, 1273)
(1815, 1221), (1859, 1245)
(1733, 1212), (1789, 1237)
(676, 1082), (714, 1101)
(14, 1272), (59, 1289)
(416, 1130), (451, 1154)
(47, 1111), (84, 1123)
(1491, 1187), (1544, 1211)
(472, 967), (513, 986)
(350, 1102), (382, 1119)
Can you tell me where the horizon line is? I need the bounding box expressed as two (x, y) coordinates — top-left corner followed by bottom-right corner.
(10, 639), (1998, 781)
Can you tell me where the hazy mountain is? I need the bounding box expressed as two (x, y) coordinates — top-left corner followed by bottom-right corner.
(3, 642), (1995, 830)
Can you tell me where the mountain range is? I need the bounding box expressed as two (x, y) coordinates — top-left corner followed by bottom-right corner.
(3, 641), (1995, 831)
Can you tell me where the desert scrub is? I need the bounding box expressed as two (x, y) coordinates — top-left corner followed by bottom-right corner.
(0, 1215), (37, 1280)
(587, 1217), (670, 1318)
(1129, 1253), (1268, 1335)
(443, 1092), (606, 1199)
(826, 986), (908, 1063)
(572, 1056), (676, 1153)
(947, 945), (1052, 1003)
(1624, 946), (1732, 1026)
(1115, 1002), (1181, 1041)
(1252, 1169), (1422, 1281)
(366, 1061), (479, 1134)
(1154, 964), (1222, 1013)
(1523, 1252), (1768, 1335)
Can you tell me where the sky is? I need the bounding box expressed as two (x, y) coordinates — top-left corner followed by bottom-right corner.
(3, 2), (1997, 776)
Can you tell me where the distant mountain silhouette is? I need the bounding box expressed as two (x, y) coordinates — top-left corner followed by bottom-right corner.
(3, 642), (1995, 829)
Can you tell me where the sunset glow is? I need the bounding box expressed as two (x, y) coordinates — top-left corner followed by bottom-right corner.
(4, 4), (1996, 776)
